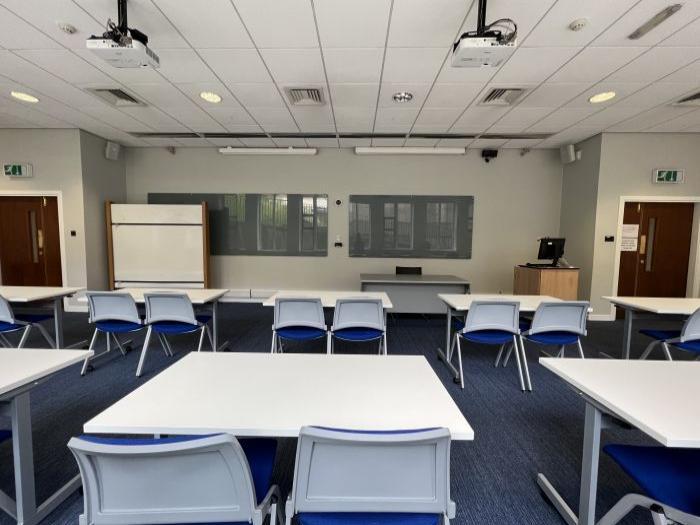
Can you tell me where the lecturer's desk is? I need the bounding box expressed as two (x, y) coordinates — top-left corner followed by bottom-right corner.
(0, 348), (93, 525)
(360, 274), (469, 314)
(84, 353), (473, 440)
(602, 296), (700, 359)
(537, 359), (700, 525)
(437, 293), (561, 385)
(0, 286), (84, 348)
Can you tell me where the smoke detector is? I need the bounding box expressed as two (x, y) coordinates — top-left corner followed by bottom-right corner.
(568, 18), (588, 32)
(58, 22), (78, 34)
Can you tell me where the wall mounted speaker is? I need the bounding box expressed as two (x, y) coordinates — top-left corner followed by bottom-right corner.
(560, 144), (576, 164)
(105, 141), (121, 161)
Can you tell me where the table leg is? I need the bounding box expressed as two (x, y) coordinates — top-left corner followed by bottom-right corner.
(437, 306), (460, 382)
(52, 297), (63, 349)
(622, 308), (634, 360)
(536, 401), (603, 525)
(212, 300), (229, 352)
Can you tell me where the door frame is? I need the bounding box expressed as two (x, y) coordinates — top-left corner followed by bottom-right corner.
(0, 190), (68, 288)
(607, 195), (700, 319)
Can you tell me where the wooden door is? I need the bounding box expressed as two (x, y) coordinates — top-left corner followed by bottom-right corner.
(617, 202), (694, 298)
(0, 196), (62, 286)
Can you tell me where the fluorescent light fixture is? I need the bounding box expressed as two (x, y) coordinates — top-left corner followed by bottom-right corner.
(628, 4), (682, 40)
(218, 147), (317, 155)
(11, 91), (39, 103)
(200, 91), (222, 103)
(355, 147), (466, 155)
(588, 91), (616, 104)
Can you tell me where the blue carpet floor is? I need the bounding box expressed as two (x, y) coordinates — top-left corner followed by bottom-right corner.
(0, 305), (692, 525)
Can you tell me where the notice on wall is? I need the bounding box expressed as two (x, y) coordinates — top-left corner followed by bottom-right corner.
(621, 224), (639, 252)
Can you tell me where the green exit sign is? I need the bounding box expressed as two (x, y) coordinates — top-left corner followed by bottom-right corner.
(3, 163), (33, 178)
(653, 168), (684, 184)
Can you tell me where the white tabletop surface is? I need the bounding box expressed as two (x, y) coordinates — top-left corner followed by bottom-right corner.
(439, 293), (561, 312)
(603, 296), (700, 315)
(85, 353), (473, 440)
(541, 358), (700, 447)
(263, 290), (393, 309)
(360, 273), (469, 285)
(0, 286), (84, 303)
(77, 288), (229, 305)
(0, 348), (94, 397)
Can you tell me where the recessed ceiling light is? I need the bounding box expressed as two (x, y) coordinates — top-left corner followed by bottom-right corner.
(200, 91), (222, 103)
(11, 91), (39, 103)
(392, 91), (413, 103)
(628, 4), (682, 40)
(589, 91), (616, 104)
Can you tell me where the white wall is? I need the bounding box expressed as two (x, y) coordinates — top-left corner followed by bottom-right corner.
(125, 147), (563, 293)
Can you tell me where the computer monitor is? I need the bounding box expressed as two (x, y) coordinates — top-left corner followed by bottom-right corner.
(537, 238), (565, 266)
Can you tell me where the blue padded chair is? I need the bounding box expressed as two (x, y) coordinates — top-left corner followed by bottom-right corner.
(136, 293), (213, 377)
(0, 295), (55, 349)
(68, 433), (282, 525)
(271, 297), (327, 354)
(329, 298), (387, 355)
(639, 307), (700, 361)
(285, 426), (454, 525)
(520, 301), (589, 359)
(599, 444), (700, 525)
(450, 301), (529, 391)
(81, 292), (146, 375)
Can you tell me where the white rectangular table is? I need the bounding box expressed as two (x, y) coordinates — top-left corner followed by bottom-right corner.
(85, 352), (473, 440)
(602, 296), (700, 359)
(79, 288), (230, 351)
(0, 286), (84, 348)
(436, 294), (561, 384)
(360, 274), (469, 314)
(537, 359), (700, 525)
(0, 348), (94, 525)
(262, 290), (393, 309)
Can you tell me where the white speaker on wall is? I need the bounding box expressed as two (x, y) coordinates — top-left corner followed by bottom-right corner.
(559, 144), (581, 164)
(105, 141), (121, 161)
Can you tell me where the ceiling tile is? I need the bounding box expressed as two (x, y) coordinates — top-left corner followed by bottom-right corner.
(272, 137), (308, 147)
(338, 137), (371, 147)
(155, 49), (217, 83)
(176, 137), (215, 147)
(120, 106), (189, 132)
(565, 82), (646, 108)
(142, 137), (186, 147)
(371, 137), (406, 146)
(405, 137), (441, 146)
(378, 83), (431, 108)
(0, 5), (62, 49)
(450, 106), (510, 133)
(502, 138), (545, 149)
(329, 83), (378, 107)
(314, 0), (391, 48)
(222, 124), (266, 133)
(334, 106), (375, 132)
(289, 106), (335, 132)
(323, 48), (383, 83)
(549, 47), (646, 83)
(152, 0), (253, 48)
(660, 17), (700, 47)
(15, 49), (112, 84)
(613, 83), (699, 110)
(528, 107), (599, 132)
(413, 108), (459, 127)
(80, 105), (155, 132)
(176, 81), (242, 109)
(424, 83), (484, 109)
(436, 138), (471, 147)
(382, 48), (446, 83)
(305, 137), (339, 147)
(247, 107), (297, 127)
(494, 107), (554, 129)
(607, 106), (698, 132)
(469, 138), (508, 149)
(129, 82), (193, 107)
(491, 47), (581, 84)
(198, 137), (245, 147)
(388, 0), (470, 48)
(663, 60), (700, 83)
(525, 0), (639, 47)
(260, 49), (325, 84)
(606, 47), (700, 83)
(160, 105), (227, 132)
(233, 0), (317, 48)
(374, 107), (420, 127)
(229, 83), (286, 108)
(576, 106), (646, 129)
(535, 127), (599, 147)
(646, 109), (700, 132)
(240, 137), (277, 147)
(592, 0), (700, 47)
(199, 49), (271, 84)
(203, 106), (257, 126)
(520, 83), (590, 108)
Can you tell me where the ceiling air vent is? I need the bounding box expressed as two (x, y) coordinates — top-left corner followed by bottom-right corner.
(479, 88), (526, 106)
(86, 88), (145, 107)
(673, 90), (700, 107)
(285, 87), (325, 106)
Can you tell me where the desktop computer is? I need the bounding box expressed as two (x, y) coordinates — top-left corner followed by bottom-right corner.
(527, 238), (565, 267)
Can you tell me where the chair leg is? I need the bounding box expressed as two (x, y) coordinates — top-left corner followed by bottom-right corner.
(196, 326), (206, 352)
(156, 333), (170, 356)
(456, 336), (464, 389)
(661, 342), (673, 361)
(271, 331), (276, 353)
(111, 333), (127, 356)
(17, 325), (32, 348)
(206, 325), (215, 351)
(448, 331), (457, 362)
(383, 332), (388, 355)
(0, 333), (11, 347)
(557, 345), (565, 358)
(327, 332), (332, 354)
(511, 335), (526, 392)
(502, 344), (513, 367)
(136, 326), (153, 377)
(577, 339), (585, 359)
(494, 344), (505, 367)
(519, 335), (532, 391)
(639, 340), (659, 360)
(35, 323), (56, 348)
(81, 329), (100, 375)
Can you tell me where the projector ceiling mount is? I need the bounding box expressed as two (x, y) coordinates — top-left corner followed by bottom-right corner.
(102, 0), (148, 48)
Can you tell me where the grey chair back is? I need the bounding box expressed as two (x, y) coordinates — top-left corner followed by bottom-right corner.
(145, 293), (197, 325)
(0, 295), (17, 325)
(463, 301), (520, 334)
(287, 426), (454, 518)
(86, 292), (141, 324)
(68, 434), (259, 525)
(679, 307), (700, 342)
(274, 297), (325, 330)
(332, 298), (384, 331)
(528, 301), (589, 336)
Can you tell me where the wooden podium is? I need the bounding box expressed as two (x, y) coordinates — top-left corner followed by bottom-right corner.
(513, 265), (579, 300)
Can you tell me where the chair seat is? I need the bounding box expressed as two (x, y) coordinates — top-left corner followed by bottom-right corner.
(525, 331), (580, 345)
(95, 320), (144, 334)
(298, 513), (440, 525)
(460, 329), (514, 345)
(333, 327), (383, 342)
(15, 313), (52, 323)
(277, 326), (327, 341)
(604, 444), (700, 516)
(639, 329), (681, 341)
(0, 430), (11, 444)
(0, 322), (26, 333)
(79, 434), (276, 506)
